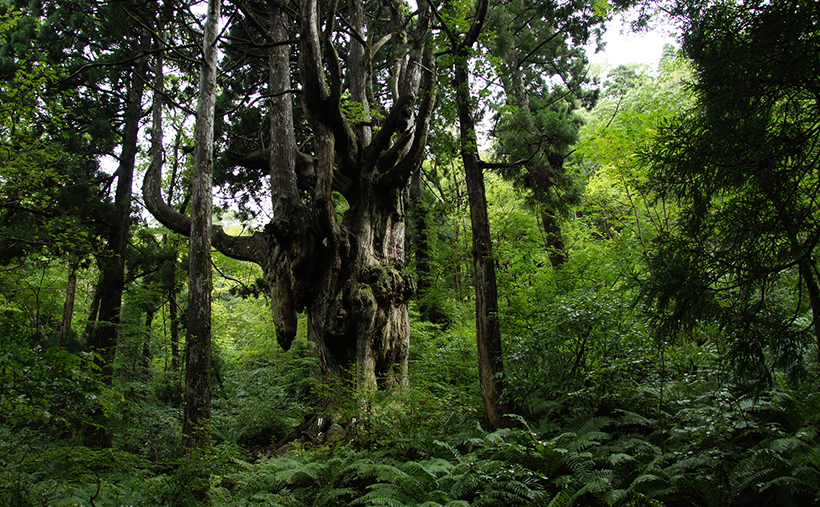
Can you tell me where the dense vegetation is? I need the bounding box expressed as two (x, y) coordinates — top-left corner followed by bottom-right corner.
(2, 0), (820, 505)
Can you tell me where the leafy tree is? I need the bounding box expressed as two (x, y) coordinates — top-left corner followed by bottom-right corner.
(441, 0), (637, 428)
(488, 0), (607, 268)
(577, 56), (692, 247)
(440, 0), (515, 430)
(0, 7), (109, 273)
(643, 0), (820, 378)
(0, 0), (177, 445)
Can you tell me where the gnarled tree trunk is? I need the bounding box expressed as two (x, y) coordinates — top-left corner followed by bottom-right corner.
(144, 0), (436, 410)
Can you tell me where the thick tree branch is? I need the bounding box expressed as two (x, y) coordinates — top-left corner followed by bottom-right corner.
(461, 0), (488, 52)
(229, 0), (276, 43)
(390, 32), (437, 184)
(144, 54), (267, 266)
(144, 150), (268, 265)
(367, 93), (416, 169)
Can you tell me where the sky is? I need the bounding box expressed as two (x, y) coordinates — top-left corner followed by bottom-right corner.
(586, 14), (680, 70)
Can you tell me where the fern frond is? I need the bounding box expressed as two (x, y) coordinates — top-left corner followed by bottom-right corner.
(566, 452), (594, 475)
(602, 487), (627, 505)
(573, 435), (608, 453)
(629, 473), (665, 489)
(367, 462), (416, 485)
(545, 487), (575, 507)
(315, 486), (357, 506)
(731, 448), (786, 495)
(355, 483), (414, 506)
(434, 440), (463, 459)
(762, 474), (810, 493)
(615, 410), (656, 429)
(475, 479), (536, 504)
(448, 468), (479, 499)
(608, 453), (636, 466)
(573, 416), (615, 437)
(665, 452), (712, 475)
(417, 458), (455, 478)
(770, 436), (803, 455)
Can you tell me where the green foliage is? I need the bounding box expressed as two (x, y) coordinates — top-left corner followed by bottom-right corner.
(0, 334), (102, 432)
(642, 0), (820, 381)
(0, 5), (113, 265)
(0, 332), (144, 505)
(407, 159), (476, 326)
(576, 55), (692, 247)
(0, 445), (153, 507)
(213, 343), (318, 448)
(3, 2), (820, 506)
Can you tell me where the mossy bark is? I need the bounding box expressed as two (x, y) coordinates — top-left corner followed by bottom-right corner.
(144, 0), (436, 404)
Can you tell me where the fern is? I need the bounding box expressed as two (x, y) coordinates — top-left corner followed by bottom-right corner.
(544, 487), (576, 507)
(731, 435), (820, 505)
(351, 442), (543, 507)
(232, 451), (373, 507)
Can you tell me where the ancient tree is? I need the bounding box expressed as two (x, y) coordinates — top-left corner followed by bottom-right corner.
(145, 0), (436, 396)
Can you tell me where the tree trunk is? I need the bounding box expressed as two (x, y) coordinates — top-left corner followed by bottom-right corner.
(181, 0), (219, 452)
(291, 0), (434, 396)
(59, 255), (79, 348)
(83, 276), (101, 345)
(144, 0), (436, 416)
(169, 284), (181, 373)
(143, 309), (154, 372)
(410, 172), (448, 325)
(450, 0), (514, 429)
(306, 166), (416, 393)
(541, 209), (567, 268)
(87, 52), (148, 382)
(797, 257), (820, 363)
(463, 152), (509, 429)
(83, 45), (149, 449)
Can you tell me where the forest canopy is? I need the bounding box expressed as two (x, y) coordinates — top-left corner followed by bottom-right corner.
(1, 0), (820, 505)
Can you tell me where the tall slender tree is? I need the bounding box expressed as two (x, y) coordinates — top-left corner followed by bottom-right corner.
(181, 0), (219, 451)
(1, 0), (163, 447)
(437, 0), (514, 429)
(488, 0), (624, 268)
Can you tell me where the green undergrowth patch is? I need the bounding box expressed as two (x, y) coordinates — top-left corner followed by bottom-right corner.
(211, 369), (820, 507)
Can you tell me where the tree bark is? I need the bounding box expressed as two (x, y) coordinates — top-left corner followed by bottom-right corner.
(541, 208), (567, 268)
(144, 0), (436, 412)
(83, 276), (101, 345)
(449, 0), (514, 429)
(59, 255), (79, 348)
(83, 43), (149, 448)
(798, 258), (820, 362)
(181, 0), (220, 452)
(87, 51), (148, 382)
(169, 281), (181, 373)
(143, 309), (154, 372)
